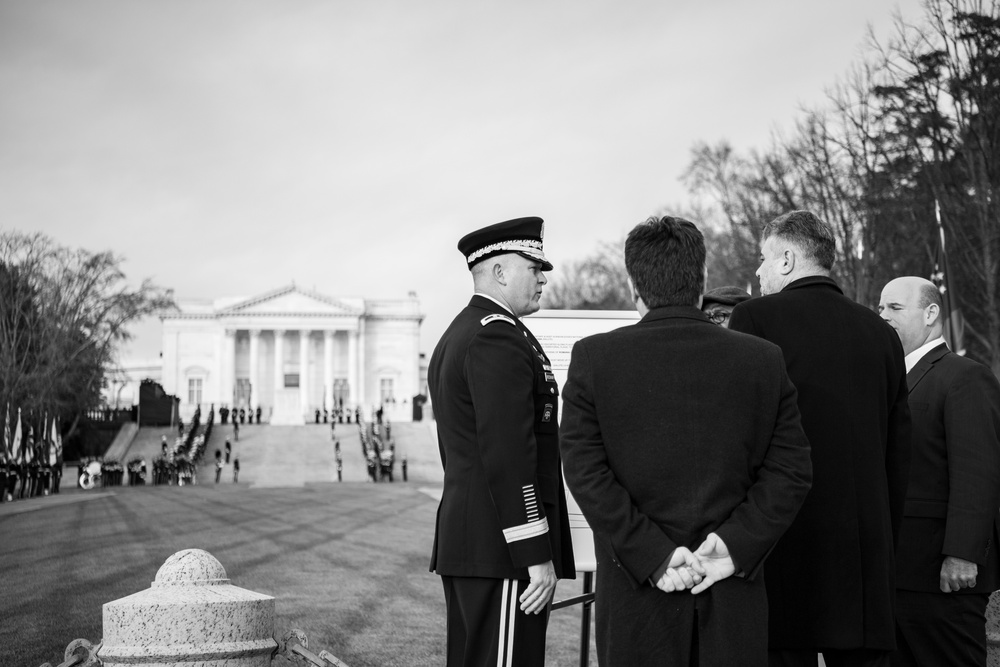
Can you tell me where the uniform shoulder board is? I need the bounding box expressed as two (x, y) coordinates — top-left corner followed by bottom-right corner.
(480, 313), (517, 327)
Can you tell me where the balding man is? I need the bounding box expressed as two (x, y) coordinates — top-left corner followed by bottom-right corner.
(729, 210), (911, 667)
(879, 277), (1000, 667)
(429, 217), (575, 667)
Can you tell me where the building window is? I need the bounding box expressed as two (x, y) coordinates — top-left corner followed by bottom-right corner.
(380, 378), (394, 404)
(284, 373), (300, 388)
(188, 378), (203, 405)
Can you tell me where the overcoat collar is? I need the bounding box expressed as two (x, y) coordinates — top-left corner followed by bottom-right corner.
(641, 305), (711, 325)
(780, 275), (843, 295)
(906, 342), (949, 393)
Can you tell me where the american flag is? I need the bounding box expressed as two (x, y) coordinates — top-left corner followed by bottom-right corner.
(932, 200), (965, 356)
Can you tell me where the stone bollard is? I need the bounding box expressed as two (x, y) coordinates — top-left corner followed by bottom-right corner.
(988, 591), (1000, 667)
(98, 549), (277, 666)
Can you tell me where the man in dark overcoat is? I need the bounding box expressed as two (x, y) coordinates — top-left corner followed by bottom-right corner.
(879, 277), (1000, 667)
(429, 216), (575, 667)
(560, 216), (812, 666)
(729, 210), (911, 667)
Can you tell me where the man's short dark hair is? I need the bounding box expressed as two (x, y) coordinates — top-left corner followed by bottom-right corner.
(762, 210), (836, 271)
(624, 216), (706, 309)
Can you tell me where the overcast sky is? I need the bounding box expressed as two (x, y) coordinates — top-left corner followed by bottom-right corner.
(0, 0), (924, 360)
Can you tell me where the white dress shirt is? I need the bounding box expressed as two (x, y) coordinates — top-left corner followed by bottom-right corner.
(904, 337), (947, 374)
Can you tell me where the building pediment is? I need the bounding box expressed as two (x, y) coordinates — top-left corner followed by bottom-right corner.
(221, 285), (362, 317)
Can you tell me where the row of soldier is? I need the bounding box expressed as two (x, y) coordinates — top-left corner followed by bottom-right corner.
(219, 405), (262, 425)
(317, 406), (363, 424)
(1, 452), (63, 501)
(0, 408), (65, 502)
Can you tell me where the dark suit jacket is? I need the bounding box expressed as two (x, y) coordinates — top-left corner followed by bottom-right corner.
(428, 295), (575, 580)
(560, 306), (812, 664)
(729, 275), (911, 651)
(897, 343), (1000, 594)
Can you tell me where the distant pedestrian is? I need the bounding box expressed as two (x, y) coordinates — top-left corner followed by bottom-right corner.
(233, 457), (240, 483)
(214, 450), (222, 484)
(233, 419), (239, 442)
(224, 439), (231, 463)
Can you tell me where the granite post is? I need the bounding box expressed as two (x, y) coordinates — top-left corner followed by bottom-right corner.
(988, 591), (1000, 667)
(98, 549), (276, 666)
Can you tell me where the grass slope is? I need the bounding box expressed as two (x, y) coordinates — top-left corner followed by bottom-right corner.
(1, 483), (595, 666)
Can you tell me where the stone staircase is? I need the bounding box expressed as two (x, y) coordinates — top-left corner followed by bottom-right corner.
(123, 424), (188, 463)
(386, 421), (442, 484)
(115, 421), (441, 488)
(103, 422), (139, 461)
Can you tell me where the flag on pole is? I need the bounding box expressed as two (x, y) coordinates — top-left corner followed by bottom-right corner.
(24, 424), (34, 464)
(2, 404), (9, 463)
(54, 416), (63, 463)
(49, 415), (58, 466)
(931, 200), (966, 356)
(12, 408), (22, 463)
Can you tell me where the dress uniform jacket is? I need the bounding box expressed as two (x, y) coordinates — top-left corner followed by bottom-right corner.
(429, 295), (575, 580)
(897, 343), (1000, 594)
(729, 276), (911, 651)
(560, 306), (812, 666)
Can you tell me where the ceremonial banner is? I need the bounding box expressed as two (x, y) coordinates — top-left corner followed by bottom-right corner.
(25, 425), (34, 464)
(12, 409), (22, 463)
(2, 404), (9, 461)
(933, 200), (966, 355)
(49, 416), (59, 466)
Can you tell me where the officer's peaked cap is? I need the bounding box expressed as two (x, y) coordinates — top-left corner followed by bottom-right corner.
(458, 216), (552, 271)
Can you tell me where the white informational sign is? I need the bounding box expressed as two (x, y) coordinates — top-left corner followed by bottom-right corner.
(524, 308), (640, 573)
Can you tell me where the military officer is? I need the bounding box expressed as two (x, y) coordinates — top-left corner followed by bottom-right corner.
(428, 216), (575, 667)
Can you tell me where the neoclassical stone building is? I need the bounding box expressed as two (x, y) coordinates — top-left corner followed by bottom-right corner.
(159, 284), (423, 424)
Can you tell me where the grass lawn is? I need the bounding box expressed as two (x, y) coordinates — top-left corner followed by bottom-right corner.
(1, 482), (596, 666)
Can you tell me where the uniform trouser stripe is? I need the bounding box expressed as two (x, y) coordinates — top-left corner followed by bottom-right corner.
(496, 578), (518, 667)
(441, 575), (547, 667)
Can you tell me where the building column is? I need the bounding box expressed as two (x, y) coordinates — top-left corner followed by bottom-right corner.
(357, 318), (366, 412)
(248, 329), (260, 411)
(223, 329), (236, 407)
(347, 329), (358, 409)
(273, 330), (285, 396)
(323, 331), (334, 412)
(299, 329), (310, 418)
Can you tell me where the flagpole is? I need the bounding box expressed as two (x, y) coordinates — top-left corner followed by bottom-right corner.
(934, 200), (962, 353)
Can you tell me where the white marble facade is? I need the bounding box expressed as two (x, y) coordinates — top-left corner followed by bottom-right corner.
(160, 285), (423, 424)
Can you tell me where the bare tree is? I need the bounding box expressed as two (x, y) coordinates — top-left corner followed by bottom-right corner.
(0, 231), (176, 439)
(872, 0), (1000, 369)
(543, 239), (632, 310)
